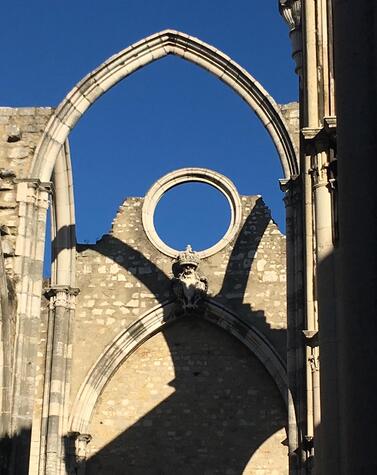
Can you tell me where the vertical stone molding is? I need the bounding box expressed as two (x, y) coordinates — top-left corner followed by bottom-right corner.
(281, 176), (304, 475)
(8, 179), (51, 473)
(41, 285), (79, 475)
(0, 225), (13, 439)
(302, 124), (339, 473)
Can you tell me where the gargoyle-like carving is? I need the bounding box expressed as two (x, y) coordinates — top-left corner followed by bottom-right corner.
(171, 245), (208, 311)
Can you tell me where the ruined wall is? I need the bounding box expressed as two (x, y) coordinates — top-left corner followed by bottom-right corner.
(88, 318), (287, 475)
(69, 192), (288, 473)
(0, 107), (53, 276)
(0, 108), (53, 446)
(279, 102), (300, 153)
(71, 195), (286, 399)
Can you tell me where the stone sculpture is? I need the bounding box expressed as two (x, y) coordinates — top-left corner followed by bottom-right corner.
(171, 245), (208, 311)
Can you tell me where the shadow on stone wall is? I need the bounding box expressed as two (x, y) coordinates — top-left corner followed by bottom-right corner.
(0, 428), (31, 475)
(214, 197), (286, 357)
(51, 199), (287, 474)
(71, 318), (286, 475)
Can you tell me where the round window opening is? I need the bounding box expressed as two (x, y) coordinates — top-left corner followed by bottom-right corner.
(153, 182), (232, 252)
(142, 168), (242, 258)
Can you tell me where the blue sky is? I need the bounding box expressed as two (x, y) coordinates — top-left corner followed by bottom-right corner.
(1, 1), (297, 255)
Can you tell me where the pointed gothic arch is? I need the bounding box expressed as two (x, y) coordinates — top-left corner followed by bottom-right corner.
(69, 300), (293, 434)
(19, 30), (300, 474)
(30, 29), (298, 182)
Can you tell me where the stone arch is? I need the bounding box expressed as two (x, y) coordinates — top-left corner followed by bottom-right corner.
(31, 29), (298, 182)
(50, 141), (76, 286)
(69, 300), (294, 435)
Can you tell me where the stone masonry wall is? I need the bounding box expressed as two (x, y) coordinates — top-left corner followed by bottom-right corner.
(69, 191), (288, 473)
(0, 107), (53, 277)
(0, 108), (53, 445)
(279, 102), (300, 153)
(72, 195), (286, 401)
(87, 318), (287, 475)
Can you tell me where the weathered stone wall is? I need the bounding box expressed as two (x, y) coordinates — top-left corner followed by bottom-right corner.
(0, 107), (53, 277)
(0, 108), (53, 447)
(69, 191), (287, 473)
(87, 318), (287, 475)
(71, 195), (286, 399)
(0, 107), (288, 473)
(279, 102), (300, 153)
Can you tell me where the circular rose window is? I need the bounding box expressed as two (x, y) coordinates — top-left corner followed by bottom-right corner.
(142, 168), (242, 258)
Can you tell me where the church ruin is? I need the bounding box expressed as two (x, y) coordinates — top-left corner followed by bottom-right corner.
(1, 1), (377, 474)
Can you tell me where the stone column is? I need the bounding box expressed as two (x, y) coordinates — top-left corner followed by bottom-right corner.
(281, 176), (305, 475)
(8, 179), (51, 475)
(333, 1), (377, 473)
(302, 126), (339, 474)
(42, 285), (79, 475)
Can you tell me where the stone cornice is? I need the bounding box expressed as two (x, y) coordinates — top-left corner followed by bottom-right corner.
(14, 178), (53, 194)
(44, 285), (80, 298)
(302, 122), (337, 154)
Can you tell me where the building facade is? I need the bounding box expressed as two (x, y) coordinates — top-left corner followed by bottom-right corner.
(1, 2), (376, 474)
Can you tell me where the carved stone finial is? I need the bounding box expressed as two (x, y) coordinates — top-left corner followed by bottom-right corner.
(171, 245), (208, 311)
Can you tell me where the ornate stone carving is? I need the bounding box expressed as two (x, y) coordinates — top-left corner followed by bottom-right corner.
(279, 0), (302, 77)
(171, 245), (208, 311)
(44, 285), (80, 310)
(279, 0), (301, 30)
(75, 433), (92, 461)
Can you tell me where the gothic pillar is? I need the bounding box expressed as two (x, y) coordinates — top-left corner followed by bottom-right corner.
(41, 285), (79, 475)
(281, 176), (305, 475)
(302, 126), (339, 474)
(9, 179), (51, 475)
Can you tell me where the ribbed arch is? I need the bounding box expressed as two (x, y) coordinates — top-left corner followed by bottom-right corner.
(30, 29), (298, 182)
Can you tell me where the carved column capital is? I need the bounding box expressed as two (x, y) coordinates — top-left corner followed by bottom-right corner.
(67, 431), (92, 466)
(301, 127), (338, 189)
(280, 175), (301, 208)
(14, 177), (53, 193)
(302, 123), (337, 154)
(75, 433), (92, 460)
(279, 0), (301, 30)
(15, 178), (53, 210)
(279, 0), (302, 77)
(44, 285), (80, 310)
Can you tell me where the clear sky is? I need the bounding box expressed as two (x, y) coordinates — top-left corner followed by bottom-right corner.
(1, 1), (297, 258)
